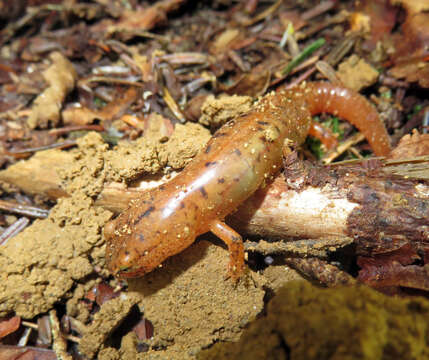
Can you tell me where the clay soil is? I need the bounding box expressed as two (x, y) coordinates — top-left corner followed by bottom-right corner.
(1, 1), (429, 359)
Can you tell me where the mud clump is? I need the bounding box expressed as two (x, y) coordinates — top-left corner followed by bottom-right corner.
(0, 193), (112, 318)
(198, 281), (429, 360)
(128, 240), (265, 359)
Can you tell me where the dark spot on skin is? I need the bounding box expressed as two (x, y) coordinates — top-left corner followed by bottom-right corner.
(199, 187), (208, 198)
(133, 206), (155, 225)
(141, 206), (155, 218)
(139, 234), (145, 242)
(218, 178), (225, 184)
(205, 161), (217, 167)
(213, 132), (227, 138)
(233, 177), (240, 182)
(233, 149), (242, 156)
(231, 235), (241, 243)
(204, 144), (212, 154)
(257, 121), (269, 125)
(257, 153), (261, 162)
(180, 202), (185, 209)
(159, 185), (166, 191)
(125, 250), (130, 255)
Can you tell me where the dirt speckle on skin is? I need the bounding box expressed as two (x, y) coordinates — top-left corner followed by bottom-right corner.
(199, 94), (252, 128)
(127, 240), (265, 360)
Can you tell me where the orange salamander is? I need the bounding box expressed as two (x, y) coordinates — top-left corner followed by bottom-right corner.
(104, 82), (391, 280)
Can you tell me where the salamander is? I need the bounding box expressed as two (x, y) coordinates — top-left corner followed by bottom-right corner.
(104, 82), (391, 280)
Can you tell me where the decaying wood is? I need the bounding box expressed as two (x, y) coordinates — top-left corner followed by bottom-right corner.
(0, 149), (70, 199)
(234, 153), (429, 256)
(284, 257), (356, 286)
(1, 149), (428, 257)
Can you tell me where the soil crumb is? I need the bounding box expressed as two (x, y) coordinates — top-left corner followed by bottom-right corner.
(27, 52), (77, 129)
(336, 55), (378, 91)
(199, 94), (252, 128)
(198, 280), (429, 360)
(126, 240), (265, 360)
(79, 293), (141, 359)
(157, 122), (211, 169)
(0, 193), (112, 318)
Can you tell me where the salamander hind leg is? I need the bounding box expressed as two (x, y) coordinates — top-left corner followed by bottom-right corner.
(209, 219), (245, 281)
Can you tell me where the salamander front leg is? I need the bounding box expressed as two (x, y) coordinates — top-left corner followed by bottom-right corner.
(209, 219), (245, 281)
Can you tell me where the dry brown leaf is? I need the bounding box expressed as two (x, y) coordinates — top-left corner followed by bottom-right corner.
(210, 28), (241, 54)
(389, 129), (429, 159)
(62, 107), (102, 126)
(352, 0), (398, 46)
(0, 316), (20, 339)
(107, 0), (186, 38)
(278, 10), (307, 31)
(63, 87), (139, 126)
(221, 69), (271, 97)
(388, 12), (429, 87)
(391, 0), (429, 13)
(27, 52), (77, 129)
(389, 61), (429, 88)
(0, 345), (57, 360)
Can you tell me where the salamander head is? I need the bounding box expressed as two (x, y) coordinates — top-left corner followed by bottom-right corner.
(104, 215), (168, 278)
(104, 200), (196, 279)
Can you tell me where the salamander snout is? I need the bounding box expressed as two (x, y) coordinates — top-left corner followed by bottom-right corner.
(104, 219), (148, 277)
(105, 234), (151, 278)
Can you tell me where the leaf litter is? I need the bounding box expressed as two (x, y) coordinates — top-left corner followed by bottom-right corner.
(1, 1), (429, 359)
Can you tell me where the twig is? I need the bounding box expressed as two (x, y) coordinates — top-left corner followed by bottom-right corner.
(17, 327), (32, 347)
(162, 86), (186, 123)
(323, 132), (366, 164)
(22, 320), (82, 343)
(0, 217), (30, 245)
(285, 257), (355, 286)
(5, 140), (77, 158)
(49, 310), (72, 360)
(0, 199), (49, 218)
(301, 0), (336, 21)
